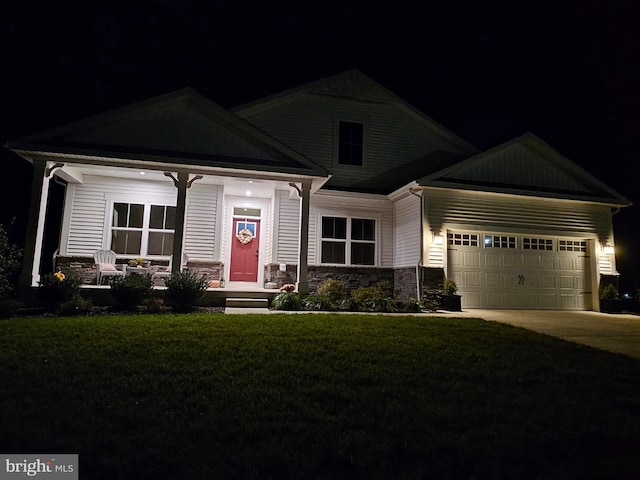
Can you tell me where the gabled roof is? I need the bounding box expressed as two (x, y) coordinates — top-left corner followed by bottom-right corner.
(7, 88), (329, 178)
(233, 69), (478, 155)
(418, 133), (630, 206)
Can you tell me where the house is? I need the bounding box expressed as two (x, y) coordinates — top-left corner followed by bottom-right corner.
(6, 70), (630, 310)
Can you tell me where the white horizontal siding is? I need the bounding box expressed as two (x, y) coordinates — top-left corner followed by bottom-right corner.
(394, 194), (421, 267)
(274, 190), (300, 264)
(184, 183), (220, 261)
(449, 143), (592, 193)
(240, 95), (465, 190)
(309, 192), (394, 267)
(65, 175), (176, 256)
(426, 189), (612, 238)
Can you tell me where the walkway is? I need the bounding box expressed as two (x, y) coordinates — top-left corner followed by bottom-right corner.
(449, 309), (640, 359)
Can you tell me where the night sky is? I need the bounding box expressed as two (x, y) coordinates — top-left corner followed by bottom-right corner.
(2, 1), (639, 289)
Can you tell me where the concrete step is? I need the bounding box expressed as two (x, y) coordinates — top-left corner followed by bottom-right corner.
(225, 297), (269, 308)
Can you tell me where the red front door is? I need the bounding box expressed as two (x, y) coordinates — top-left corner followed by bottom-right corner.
(230, 219), (260, 282)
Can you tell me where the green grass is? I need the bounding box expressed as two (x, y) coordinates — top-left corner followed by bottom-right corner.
(1, 313), (639, 479)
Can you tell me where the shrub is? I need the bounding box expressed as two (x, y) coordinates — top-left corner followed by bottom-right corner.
(443, 279), (458, 296)
(271, 291), (301, 311)
(302, 293), (334, 311)
(338, 296), (360, 311)
(110, 273), (154, 309)
(316, 279), (346, 303)
(351, 285), (384, 304)
(600, 283), (618, 300)
(399, 298), (423, 313)
(0, 223), (22, 299)
(364, 296), (397, 313)
(164, 270), (208, 312)
(351, 284), (396, 312)
(38, 271), (83, 311)
(58, 295), (93, 316)
(0, 298), (20, 319)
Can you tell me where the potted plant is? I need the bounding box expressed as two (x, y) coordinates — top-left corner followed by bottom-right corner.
(441, 278), (462, 311)
(600, 282), (622, 313)
(128, 257), (149, 268)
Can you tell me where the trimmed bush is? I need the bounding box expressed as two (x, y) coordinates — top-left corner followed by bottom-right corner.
(164, 270), (208, 312)
(271, 292), (302, 311)
(351, 284), (396, 312)
(38, 272), (83, 312)
(110, 273), (154, 310)
(316, 279), (346, 304)
(302, 293), (334, 311)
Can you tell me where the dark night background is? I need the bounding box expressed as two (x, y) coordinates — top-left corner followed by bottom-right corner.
(2, 1), (639, 291)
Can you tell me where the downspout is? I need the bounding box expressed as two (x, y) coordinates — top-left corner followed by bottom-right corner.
(409, 186), (424, 300)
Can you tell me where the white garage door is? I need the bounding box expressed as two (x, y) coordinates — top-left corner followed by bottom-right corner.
(447, 232), (592, 310)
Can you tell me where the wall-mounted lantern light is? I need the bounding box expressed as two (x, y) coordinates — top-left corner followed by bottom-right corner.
(433, 234), (444, 245)
(603, 244), (615, 255)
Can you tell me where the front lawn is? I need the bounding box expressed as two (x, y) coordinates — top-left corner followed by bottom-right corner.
(1, 314), (639, 479)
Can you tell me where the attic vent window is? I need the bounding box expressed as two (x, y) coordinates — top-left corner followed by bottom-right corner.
(338, 121), (364, 166)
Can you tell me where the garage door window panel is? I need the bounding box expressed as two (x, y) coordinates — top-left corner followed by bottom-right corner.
(524, 238), (553, 251)
(559, 240), (587, 252)
(448, 233), (479, 246)
(484, 235), (516, 248)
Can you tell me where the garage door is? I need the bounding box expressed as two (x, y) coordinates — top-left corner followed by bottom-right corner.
(447, 232), (592, 310)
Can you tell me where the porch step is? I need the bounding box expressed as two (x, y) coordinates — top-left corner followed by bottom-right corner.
(225, 297), (269, 309)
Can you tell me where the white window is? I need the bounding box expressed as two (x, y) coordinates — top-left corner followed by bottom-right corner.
(321, 216), (376, 265)
(448, 232), (479, 247)
(523, 237), (553, 251)
(484, 235), (516, 248)
(559, 239), (587, 252)
(111, 202), (176, 257)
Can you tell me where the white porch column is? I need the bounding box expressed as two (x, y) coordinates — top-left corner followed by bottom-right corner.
(297, 180), (312, 295)
(165, 171), (201, 273)
(171, 172), (189, 273)
(19, 158), (51, 287)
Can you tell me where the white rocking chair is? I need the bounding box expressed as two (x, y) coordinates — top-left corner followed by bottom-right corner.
(93, 250), (126, 285)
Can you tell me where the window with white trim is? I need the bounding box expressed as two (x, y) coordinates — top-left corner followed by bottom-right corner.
(111, 202), (176, 256)
(321, 216), (376, 265)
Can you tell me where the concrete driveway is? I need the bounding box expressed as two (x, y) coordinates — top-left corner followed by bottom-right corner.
(448, 309), (640, 359)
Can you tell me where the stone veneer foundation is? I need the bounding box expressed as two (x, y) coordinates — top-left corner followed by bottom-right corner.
(53, 257), (421, 299)
(54, 256), (224, 286)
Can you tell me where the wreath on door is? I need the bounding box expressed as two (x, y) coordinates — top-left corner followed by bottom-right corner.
(236, 228), (254, 245)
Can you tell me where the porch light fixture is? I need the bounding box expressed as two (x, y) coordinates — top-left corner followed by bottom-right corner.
(433, 234), (444, 245)
(603, 244), (615, 255)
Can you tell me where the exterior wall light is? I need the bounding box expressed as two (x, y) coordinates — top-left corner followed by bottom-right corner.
(433, 234), (444, 245)
(603, 244), (615, 255)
